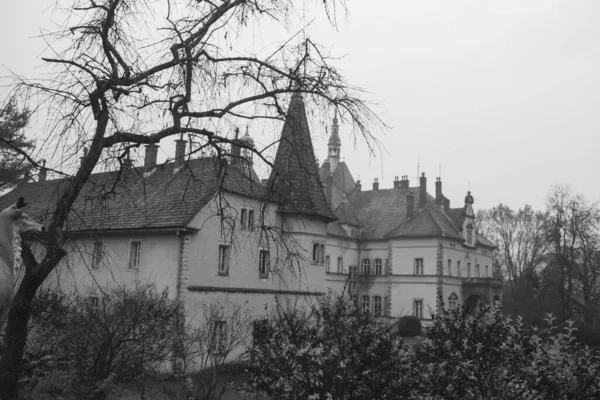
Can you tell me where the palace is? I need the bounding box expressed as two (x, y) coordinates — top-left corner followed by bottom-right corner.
(0, 92), (500, 342)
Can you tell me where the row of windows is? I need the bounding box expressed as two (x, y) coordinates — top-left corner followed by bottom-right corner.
(360, 258), (385, 275)
(361, 295), (383, 316)
(413, 258), (490, 278)
(325, 256), (344, 273)
(446, 260), (489, 278)
(218, 245), (271, 278)
(90, 240), (142, 270)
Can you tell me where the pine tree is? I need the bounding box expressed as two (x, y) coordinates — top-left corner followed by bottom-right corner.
(0, 97), (34, 187)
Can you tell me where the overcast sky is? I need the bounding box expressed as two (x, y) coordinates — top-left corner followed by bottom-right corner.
(1, 0), (599, 211)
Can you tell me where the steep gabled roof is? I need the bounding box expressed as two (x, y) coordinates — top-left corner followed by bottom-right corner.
(268, 93), (336, 222)
(334, 200), (362, 227)
(0, 158), (264, 232)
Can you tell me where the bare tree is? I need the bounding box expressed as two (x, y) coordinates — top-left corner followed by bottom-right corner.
(544, 185), (600, 325)
(0, 0), (380, 396)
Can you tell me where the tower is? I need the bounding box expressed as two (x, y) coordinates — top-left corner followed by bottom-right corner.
(327, 112), (341, 172)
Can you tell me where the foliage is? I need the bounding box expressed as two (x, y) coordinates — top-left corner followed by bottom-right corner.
(397, 315), (422, 337)
(244, 291), (417, 400)
(3, 284), (183, 398)
(0, 96), (34, 186)
(415, 307), (600, 400)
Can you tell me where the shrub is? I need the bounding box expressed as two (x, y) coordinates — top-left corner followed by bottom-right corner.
(245, 291), (417, 400)
(397, 315), (421, 337)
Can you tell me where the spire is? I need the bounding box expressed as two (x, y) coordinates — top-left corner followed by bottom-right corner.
(268, 93), (336, 222)
(327, 110), (341, 172)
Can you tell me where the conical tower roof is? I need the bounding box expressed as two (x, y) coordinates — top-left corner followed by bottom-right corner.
(268, 93), (336, 222)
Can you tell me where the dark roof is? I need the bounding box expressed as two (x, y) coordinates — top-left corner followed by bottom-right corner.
(267, 93), (336, 222)
(334, 200), (362, 227)
(330, 162), (355, 209)
(385, 205), (462, 240)
(0, 158), (264, 232)
(327, 221), (350, 238)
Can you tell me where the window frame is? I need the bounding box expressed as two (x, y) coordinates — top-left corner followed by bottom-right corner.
(466, 224), (474, 245)
(467, 262), (471, 278)
(447, 259), (452, 276)
(373, 295), (382, 316)
(240, 208), (247, 230)
(361, 258), (371, 275)
(414, 258), (424, 275)
(361, 295), (370, 313)
(476, 264), (480, 278)
(413, 299), (424, 319)
(485, 265), (489, 277)
(258, 249), (269, 278)
(217, 244), (231, 276)
(374, 258), (383, 275)
(91, 240), (103, 269)
(248, 209), (255, 230)
(457, 261), (462, 277)
(312, 242), (325, 265)
(325, 255), (331, 273)
(337, 257), (343, 273)
(128, 240), (142, 270)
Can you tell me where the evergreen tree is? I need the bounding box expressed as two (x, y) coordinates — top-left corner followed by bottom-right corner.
(0, 97), (34, 187)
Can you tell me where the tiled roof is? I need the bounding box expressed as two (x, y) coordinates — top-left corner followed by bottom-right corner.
(330, 162), (355, 209)
(385, 205), (462, 240)
(327, 221), (349, 238)
(0, 158), (264, 232)
(347, 187), (421, 240)
(334, 200), (362, 227)
(268, 93), (336, 222)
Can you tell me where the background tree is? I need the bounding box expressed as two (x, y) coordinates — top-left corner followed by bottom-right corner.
(0, 97), (35, 187)
(477, 204), (549, 319)
(542, 185), (600, 326)
(0, 0), (380, 396)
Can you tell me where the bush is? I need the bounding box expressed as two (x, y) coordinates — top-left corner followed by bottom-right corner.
(397, 316), (421, 337)
(8, 284), (183, 398)
(245, 291), (417, 400)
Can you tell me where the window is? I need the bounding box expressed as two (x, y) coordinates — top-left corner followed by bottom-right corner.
(414, 258), (424, 275)
(447, 259), (452, 276)
(467, 262), (471, 278)
(485, 265), (489, 277)
(448, 292), (459, 311)
(312, 243), (325, 265)
(248, 210), (255, 230)
(413, 299), (423, 319)
(361, 259), (371, 275)
(259, 250), (269, 278)
(240, 208), (247, 229)
(325, 255), (331, 273)
(91, 241), (103, 269)
(218, 244), (230, 275)
(482, 250), (488, 256)
(337, 257), (343, 273)
(476, 264), (480, 278)
(361, 295), (370, 313)
(240, 208), (255, 230)
(374, 258), (382, 275)
(466, 224), (473, 244)
(351, 229), (359, 238)
(214, 320), (227, 353)
(457, 261), (461, 277)
(129, 240), (142, 270)
(373, 296), (382, 316)
(87, 295), (99, 309)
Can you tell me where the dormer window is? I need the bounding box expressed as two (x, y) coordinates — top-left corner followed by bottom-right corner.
(466, 224), (474, 245)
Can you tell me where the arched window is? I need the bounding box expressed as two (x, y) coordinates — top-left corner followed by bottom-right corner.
(361, 295), (370, 312)
(466, 224), (474, 245)
(374, 258), (383, 275)
(361, 259), (371, 275)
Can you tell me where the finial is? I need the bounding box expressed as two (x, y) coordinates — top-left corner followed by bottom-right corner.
(42, 159), (46, 167)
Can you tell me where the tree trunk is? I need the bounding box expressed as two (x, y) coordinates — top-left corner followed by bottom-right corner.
(0, 248), (64, 400)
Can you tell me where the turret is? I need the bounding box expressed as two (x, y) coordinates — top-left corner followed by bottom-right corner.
(327, 112), (341, 172)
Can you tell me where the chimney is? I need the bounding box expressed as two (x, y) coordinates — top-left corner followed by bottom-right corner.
(230, 128), (241, 164)
(400, 175), (409, 189)
(123, 157), (133, 169)
(373, 178), (379, 191)
(38, 159), (47, 183)
(325, 175), (333, 205)
(419, 173), (427, 208)
(393, 176), (400, 189)
(175, 135), (186, 167)
(444, 197), (450, 211)
(435, 177), (442, 205)
(355, 180), (362, 192)
(407, 194), (414, 219)
(144, 144), (159, 168)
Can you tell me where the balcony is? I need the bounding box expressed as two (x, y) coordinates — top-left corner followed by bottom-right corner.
(462, 277), (502, 289)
